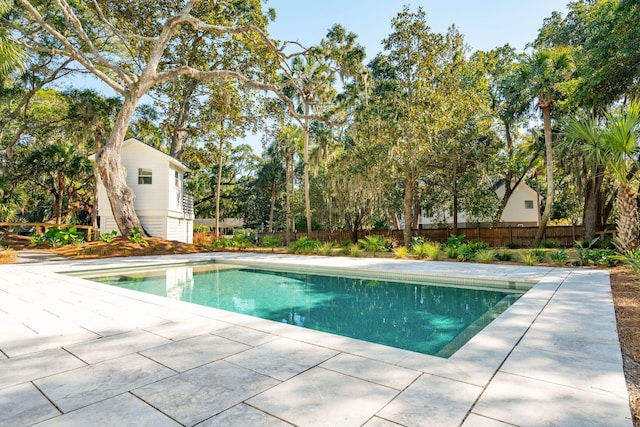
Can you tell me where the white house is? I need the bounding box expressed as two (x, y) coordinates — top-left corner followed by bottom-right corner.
(91, 138), (194, 243)
(417, 181), (540, 228)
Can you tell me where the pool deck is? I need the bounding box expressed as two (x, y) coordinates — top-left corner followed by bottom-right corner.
(0, 253), (633, 426)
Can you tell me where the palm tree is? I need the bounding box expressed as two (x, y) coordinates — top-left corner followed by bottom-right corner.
(272, 124), (303, 244)
(284, 55), (336, 235)
(0, 0), (25, 77)
(525, 47), (576, 245)
(604, 101), (640, 251)
(564, 115), (608, 241)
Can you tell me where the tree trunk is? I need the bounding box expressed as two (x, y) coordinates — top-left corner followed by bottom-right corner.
(268, 182), (276, 233)
(534, 105), (554, 246)
(169, 79), (197, 159)
(284, 154), (291, 245)
(95, 93), (144, 238)
(215, 126), (224, 237)
(403, 174), (414, 247)
(303, 101), (312, 234)
(582, 167), (604, 241)
(615, 182), (639, 251)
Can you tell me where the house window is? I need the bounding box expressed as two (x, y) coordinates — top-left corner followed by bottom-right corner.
(524, 200), (534, 209)
(174, 170), (180, 187)
(138, 168), (152, 184)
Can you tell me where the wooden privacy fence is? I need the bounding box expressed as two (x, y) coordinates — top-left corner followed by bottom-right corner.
(259, 225), (590, 248)
(0, 222), (98, 241)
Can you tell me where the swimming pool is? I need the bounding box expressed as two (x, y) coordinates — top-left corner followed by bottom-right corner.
(76, 262), (529, 358)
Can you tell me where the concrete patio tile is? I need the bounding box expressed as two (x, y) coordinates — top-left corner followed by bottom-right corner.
(1, 328), (100, 358)
(144, 317), (229, 341)
(247, 367), (398, 427)
(212, 325), (278, 346)
(517, 326), (624, 363)
(63, 329), (171, 364)
(377, 374), (482, 427)
(501, 346), (628, 397)
(34, 353), (175, 413)
(132, 360), (279, 426)
(32, 393), (180, 427)
(320, 353), (421, 390)
(462, 413), (515, 426)
(225, 337), (338, 381)
(363, 417), (404, 426)
(140, 333), (250, 372)
(472, 372), (633, 426)
(0, 382), (59, 426)
(197, 403), (290, 426)
(0, 347), (86, 389)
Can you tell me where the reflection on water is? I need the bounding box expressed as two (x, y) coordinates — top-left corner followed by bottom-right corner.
(88, 264), (522, 357)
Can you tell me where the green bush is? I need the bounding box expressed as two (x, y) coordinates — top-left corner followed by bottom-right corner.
(456, 241), (489, 262)
(99, 230), (118, 243)
(232, 229), (252, 250)
(359, 235), (389, 257)
(193, 225), (211, 233)
(521, 251), (539, 266)
(495, 251), (514, 262)
(539, 239), (561, 248)
(349, 244), (362, 257)
(443, 234), (465, 249)
(288, 237), (319, 254)
(475, 250), (495, 264)
(316, 241), (336, 256)
(31, 226), (85, 248)
(624, 249), (640, 274)
(394, 246), (409, 259)
(412, 241), (440, 260)
(548, 250), (569, 265)
(506, 241), (521, 249)
(127, 227), (148, 247)
(260, 236), (282, 252)
(528, 248), (546, 263)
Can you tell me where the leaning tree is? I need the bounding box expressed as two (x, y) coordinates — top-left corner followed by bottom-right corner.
(11, 0), (303, 236)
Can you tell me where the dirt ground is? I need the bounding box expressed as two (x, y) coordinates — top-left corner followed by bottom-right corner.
(2, 234), (639, 424)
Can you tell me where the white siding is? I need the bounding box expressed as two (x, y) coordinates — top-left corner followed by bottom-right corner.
(167, 217), (193, 244)
(93, 139), (193, 243)
(495, 183), (539, 225)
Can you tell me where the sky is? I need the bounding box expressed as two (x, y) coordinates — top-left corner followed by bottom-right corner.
(240, 0), (569, 152)
(266, 0), (569, 57)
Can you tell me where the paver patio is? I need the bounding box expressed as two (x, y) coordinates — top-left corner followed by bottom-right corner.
(0, 253), (633, 426)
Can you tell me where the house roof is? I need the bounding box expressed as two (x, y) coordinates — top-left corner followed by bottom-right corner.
(89, 138), (189, 172)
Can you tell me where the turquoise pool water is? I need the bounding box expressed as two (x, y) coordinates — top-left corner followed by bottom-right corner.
(79, 263), (525, 357)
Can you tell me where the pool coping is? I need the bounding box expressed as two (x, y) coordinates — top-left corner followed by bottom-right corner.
(0, 253), (633, 426)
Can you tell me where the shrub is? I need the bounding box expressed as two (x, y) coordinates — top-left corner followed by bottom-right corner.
(31, 226), (85, 248)
(193, 231), (212, 247)
(99, 230), (118, 243)
(232, 229), (252, 250)
(316, 241), (336, 256)
(193, 225), (211, 233)
(506, 241), (521, 249)
(394, 246), (408, 259)
(624, 249), (640, 274)
(495, 251), (513, 262)
(349, 244), (362, 257)
(261, 236), (282, 252)
(521, 251), (539, 266)
(475, 250), (495, 264)
(548, 250), (569, 265)
(412, 241), (440, 260)
(456, 241), (489, 262)
(442, 234), (465, 250)
(359, 235), (389, 257)
(539, 239), (561, 248)
(411, 241), (428, 258)
(288, 237), (319, 254)
(577, 248), (621, 267)
(446, 246), (458, 259)
(127, 227), (148, 247)
(528, 248), (546, 263)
